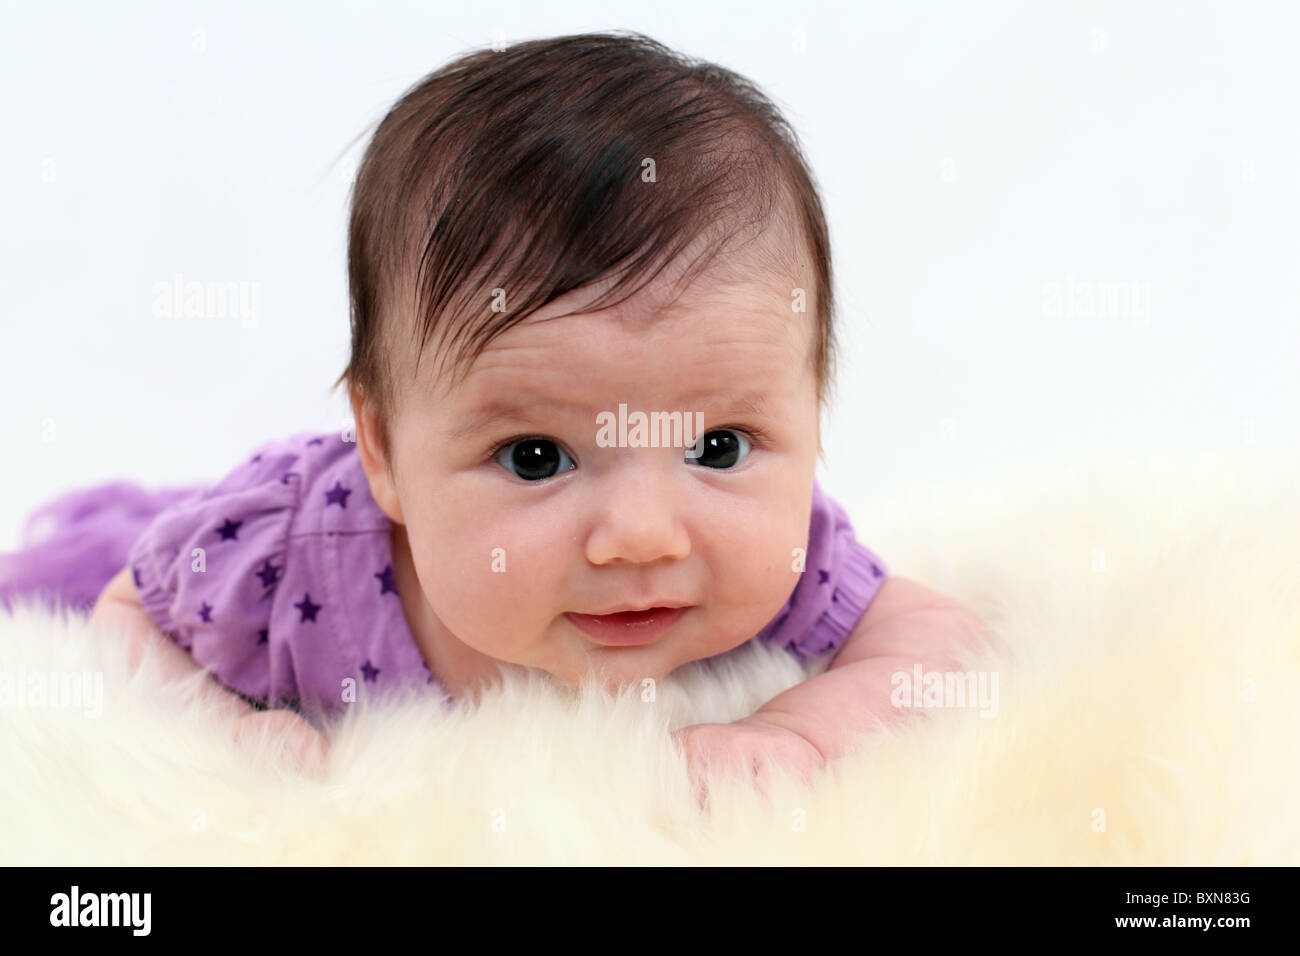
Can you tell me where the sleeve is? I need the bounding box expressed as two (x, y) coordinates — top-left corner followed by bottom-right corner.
(123, 437), (303, 704)
(755, 479), (889, 663)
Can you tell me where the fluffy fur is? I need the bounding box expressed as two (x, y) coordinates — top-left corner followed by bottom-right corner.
(2, 446), (1296, 864)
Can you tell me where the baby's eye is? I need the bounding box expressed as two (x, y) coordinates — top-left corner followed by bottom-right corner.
(686, 429), (752, 470)
(494, 437), (576, 482)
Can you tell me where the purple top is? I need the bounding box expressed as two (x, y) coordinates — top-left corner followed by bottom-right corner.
(125, 430), (888, 721)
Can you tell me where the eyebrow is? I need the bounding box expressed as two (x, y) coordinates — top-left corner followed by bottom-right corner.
(448, 391), (772, 443)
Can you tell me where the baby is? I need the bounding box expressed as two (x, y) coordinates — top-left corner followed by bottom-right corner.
(71, 32), (988, 792)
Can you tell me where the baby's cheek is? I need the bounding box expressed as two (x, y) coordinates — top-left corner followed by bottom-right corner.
(430, 528), (558, 645)
(699, 519), (803, 641)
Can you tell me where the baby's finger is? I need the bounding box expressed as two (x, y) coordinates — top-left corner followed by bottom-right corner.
(673, 724), (732, 811)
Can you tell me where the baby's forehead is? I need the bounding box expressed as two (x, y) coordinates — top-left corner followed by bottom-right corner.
(403, 208), (816, 403)
(528, 219), (808, 321)
(432, 303), (807, 419)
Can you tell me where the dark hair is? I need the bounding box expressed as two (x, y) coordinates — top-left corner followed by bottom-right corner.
(332, 31), (836, 459)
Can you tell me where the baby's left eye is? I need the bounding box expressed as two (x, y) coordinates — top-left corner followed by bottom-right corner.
(686, 429), (751, 469)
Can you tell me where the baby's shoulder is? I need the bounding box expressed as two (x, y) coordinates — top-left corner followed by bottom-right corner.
(272, 430), (386, 538)
(124, 428), (372, 615)
(222, 429), (375, 533)
(751, 479), (890, 663)
(230, 429), (354, 493)
(124, 427), (380, 709)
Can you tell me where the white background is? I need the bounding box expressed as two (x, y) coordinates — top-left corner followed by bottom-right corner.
(2, 0), (1296, 550)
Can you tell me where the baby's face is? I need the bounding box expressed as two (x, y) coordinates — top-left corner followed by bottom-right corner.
(359, 235), (821, 696)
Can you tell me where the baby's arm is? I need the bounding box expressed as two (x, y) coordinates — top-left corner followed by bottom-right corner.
(746, 576), (993, 763)
(92, 566), (251, 722)
(91, 566), (327, 771)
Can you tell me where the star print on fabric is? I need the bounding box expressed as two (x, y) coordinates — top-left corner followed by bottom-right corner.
(255, 559), (282, 589)
(360, 660), (380, 682)
(216, 518), (243, 541)
(280, 472), (296, 485)
(256, 629), (268, 645)
(294, 593), (322, 623)
(870, 563), (883, 578)
(324, 481), (352, 509)
(250, 454), (262, 463)
(132, 567), (142, 589)
(198, 601), (213, 623)
(375, 564), (397, 596)
(831, 589), (839, 603)
(307, 437), (324, 446)
(818, 569), (830, 585)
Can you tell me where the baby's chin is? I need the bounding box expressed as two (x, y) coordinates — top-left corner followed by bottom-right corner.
(546, 650), (679, 696)
(539, 636), (745, 698)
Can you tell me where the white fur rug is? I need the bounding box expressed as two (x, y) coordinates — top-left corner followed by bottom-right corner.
(2, 445), (1297, 864)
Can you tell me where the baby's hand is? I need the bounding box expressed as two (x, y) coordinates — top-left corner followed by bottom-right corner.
(671, 715), (826, 809)
(92, 565), (330, 778)
(232, 709), (330, 778)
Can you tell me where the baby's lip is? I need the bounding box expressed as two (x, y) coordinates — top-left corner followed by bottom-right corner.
(578, 600), (694, 616)
(565, 606), (690, 646)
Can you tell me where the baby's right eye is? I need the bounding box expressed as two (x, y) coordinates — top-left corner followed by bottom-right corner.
(493, 437), (576, 482)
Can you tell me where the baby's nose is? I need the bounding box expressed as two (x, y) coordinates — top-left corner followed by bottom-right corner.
(583, 475), (691, 566)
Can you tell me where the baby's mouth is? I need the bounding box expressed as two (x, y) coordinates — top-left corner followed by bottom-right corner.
(564, 606), (691, 646)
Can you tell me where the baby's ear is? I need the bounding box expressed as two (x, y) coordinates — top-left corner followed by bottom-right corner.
(350, 386), (403, 523)
(347, 382), (366, 431)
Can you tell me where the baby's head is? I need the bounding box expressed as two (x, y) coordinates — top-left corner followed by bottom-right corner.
(336, 32), (840, 693)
